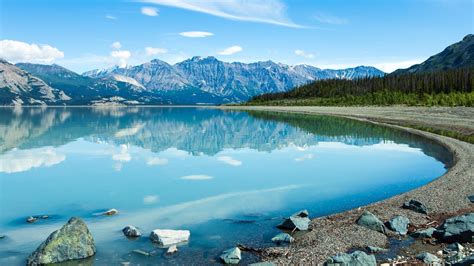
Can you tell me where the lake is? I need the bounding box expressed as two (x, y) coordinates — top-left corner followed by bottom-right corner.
(0, 107), (451, 265)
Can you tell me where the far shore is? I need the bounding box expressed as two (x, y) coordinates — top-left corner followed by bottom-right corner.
(218, 106), (474, 263)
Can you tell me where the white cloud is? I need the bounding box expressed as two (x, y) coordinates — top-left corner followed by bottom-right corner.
(110, 50), (131, 67)
(106, 15), (117, 20)
(179, 31), (214, 38)
(111, 41), (122, 49)
(145, 47), (168, 56)
(0, 40), (64, 63)
(140, 0), (304, 28)
(0, 147), (65, 173)
(314, 13), (348, 25)
(218, 45), (242, 55)
(143, 195), (159, 204)
(141, 6), (159, 16)
(114, 123), (144, 137)
(217, 156), (242, 166)
(295, 154), (314, 162)
(180, 174), (213, 180)
(146, 157), (169, 166)
(294, 49), (315, 59)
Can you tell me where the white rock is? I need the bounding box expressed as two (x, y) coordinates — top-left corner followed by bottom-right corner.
(150, 229), (190, 246)
(167, 245), (178, 254)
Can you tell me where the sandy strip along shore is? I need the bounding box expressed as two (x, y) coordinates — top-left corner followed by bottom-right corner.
(218, 106), (474, 264)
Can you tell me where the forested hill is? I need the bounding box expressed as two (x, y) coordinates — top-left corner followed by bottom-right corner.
(245, 35), (474, 107)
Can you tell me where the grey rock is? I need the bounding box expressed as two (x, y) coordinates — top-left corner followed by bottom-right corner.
(271, 233), (294, 244)
(122, 225), (141, 237)
(453, 254), (474, 266)
(0, 235), (5, 239)
(446, 252), (466, 264)
(434, 213), (474, 243)
(416, 252), (441, 265)
(249, 262), (275, 266)
(468, 195), (474, 203)
(410, 227), (436, 238)
(132, 249), (150, 256)
(403, 199), (428, 214)
(219, 247), (241, 264)
(277, 210), (310, 231)
(386, 215), (410, 235)
(367, 246), (387, 253)
(325, 250), (376, 266)
(356, 211), (386, 234)
(445, 242), (465, 253)
(27, 217), (96, 265)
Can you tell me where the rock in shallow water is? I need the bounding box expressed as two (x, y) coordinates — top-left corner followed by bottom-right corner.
(356, 211), (386, 234)
(150, 229), (190, 246)
(277, 210), (310, 231)
(167, 245), (178, 254)
(325, 250), (376, 266)
(103, 208), (118, 216)
(271, 233), (294, 244)
(220, 247), (241, 264)
(122, 225), (141, 237)
(415, 252), (441, 265)
(434, 213), (474, 243)
(410, 227), (436, 238)
(403, 199), (428, 214)
(468, 195), (474, 203)
(27, 217), (96, 265)
(386, 215), (410, 235)
(367, 246), (387, 253)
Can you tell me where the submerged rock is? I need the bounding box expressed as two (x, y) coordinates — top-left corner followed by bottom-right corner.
(403, 200), (428, 214)
(415, 252), (441, 265)
(434, 213), (474, 243)
(122, 225), (141, 237)
(27, 217), (96, 265)
(150, 229), (190, 246)
(325, 250), (376, 266)
(220, 247), (241, 264)
(166, 245), (178, 254)
(367, 246), (387, 253)
(356, 211), (386, 234)
(386, 215), (410, 235)
(132, 249), (150, 256)
(410, 227), (436, 238)
(277, 210), (310, 231)
(468, 195), (474, 203)
(271, 233), (294, 244)
(0, 235), (5, 239)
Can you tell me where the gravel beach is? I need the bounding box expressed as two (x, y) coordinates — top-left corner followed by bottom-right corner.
(219, 106), (474, 264)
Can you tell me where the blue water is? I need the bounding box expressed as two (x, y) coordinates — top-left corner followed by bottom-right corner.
(0, 107), (450, 265)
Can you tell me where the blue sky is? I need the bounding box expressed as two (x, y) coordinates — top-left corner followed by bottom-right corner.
(1, 0), (472, 73)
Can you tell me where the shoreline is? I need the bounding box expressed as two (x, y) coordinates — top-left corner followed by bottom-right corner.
(218, 106), (474, 263)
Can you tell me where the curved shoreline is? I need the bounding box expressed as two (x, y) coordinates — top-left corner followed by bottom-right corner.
(218, 106), (474, 263)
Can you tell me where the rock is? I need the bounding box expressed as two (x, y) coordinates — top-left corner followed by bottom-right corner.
(403, 199), (428, 214)
(453, 254), (474, 266)
(103, 208), (118, 216)
(27, 216), (38, 223)
(166, 245), (178, 254)
(444, 242), (465, 253)
(132, 249), (150, 256)
(415, 252), (441, 265)
(386, 215), (410, 235)
(446, 252), (466, 264)
(249, 262), (275, 266)
(410, 227), (436, 238)
(219, 247), (241, 264)
(434, 213), (474, 243)
(150, 229), (190, 246)
(271, 233), (294, 244)
(27, 217), (96, 265)
(0, 235), (5, 239)
(367, 246), (387, 253)
(325, 250), (376, 266)
(468, 195), (474, 203)
(277, 210), (310, 231)
(356, 211), (386, 234)
(122, 225), (141, 237)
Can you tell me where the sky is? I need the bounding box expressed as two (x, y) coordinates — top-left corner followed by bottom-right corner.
(0, 0), (472, 73)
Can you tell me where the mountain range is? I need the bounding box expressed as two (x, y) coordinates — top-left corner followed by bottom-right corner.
(1, 56), (384, 105)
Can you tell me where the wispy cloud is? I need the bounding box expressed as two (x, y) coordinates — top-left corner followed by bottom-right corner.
(313, 13), (348, 25)
(0, 40), (64, 63)
(295, 154), (314, 162)
(105, 14), (117, 20)
(143, 195), (159, 204)
(294, 49), (315, 59)
(141, 6), (159, 16)
(145, 47), (168, 56)
(179, 31), (214, 38)
(180, 174), (213, 180)
(110, 50), (131, 67)
(217, 156), (242, 166)
(140, 0), (304, 28)
(218, 45), (242, 55)
(111, 41), (122, 49)
(146, 157), (169, 166)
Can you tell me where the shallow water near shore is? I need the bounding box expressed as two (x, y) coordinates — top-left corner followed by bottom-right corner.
(0, 107), (451, 265)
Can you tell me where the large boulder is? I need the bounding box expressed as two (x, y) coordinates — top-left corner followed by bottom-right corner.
(325, 250), (376, 266)
(403, 200), (428, 214)
(150, 229), (190, 246)
(386, 215), (410, 235)
(220, 247), (241, 264)
(277, 210), (310, 231)
(410, 227), (436, 238)
(27, 217), (96, 265)
(434, 213), (473, 243)
(356, 211), (386, 234)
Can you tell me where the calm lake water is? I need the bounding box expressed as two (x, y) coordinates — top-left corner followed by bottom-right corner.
(0, 107), (451, 265)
